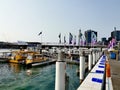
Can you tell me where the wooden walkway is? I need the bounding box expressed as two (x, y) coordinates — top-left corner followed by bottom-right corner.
(110, 60), (120, 90)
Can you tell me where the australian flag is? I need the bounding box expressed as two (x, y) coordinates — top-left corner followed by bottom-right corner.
(38, 32), (42, 36)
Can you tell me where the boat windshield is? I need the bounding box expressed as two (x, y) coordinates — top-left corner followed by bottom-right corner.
(27, 55), (33, 60)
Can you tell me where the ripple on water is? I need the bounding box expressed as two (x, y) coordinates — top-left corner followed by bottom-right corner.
(0, 63), (79, 90)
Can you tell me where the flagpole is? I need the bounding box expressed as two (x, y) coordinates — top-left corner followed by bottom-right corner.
(114, 27), (117, 42)
(41, 33), (42, 43)
(38, 31), (42, 53)
(73, 35), (74, 51)
(38, 31), (42, 43)
(58, 33), (61, 49)
(64, 35), (66, 49)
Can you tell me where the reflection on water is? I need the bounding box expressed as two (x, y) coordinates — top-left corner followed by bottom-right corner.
(9, 63), (22, 73)
(0, 63), (79, 90)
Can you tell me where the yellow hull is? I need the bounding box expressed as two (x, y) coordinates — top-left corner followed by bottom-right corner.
(9, 60), (19, 63)
(26, 57), (48, 65)
(9, 59), (25, 64)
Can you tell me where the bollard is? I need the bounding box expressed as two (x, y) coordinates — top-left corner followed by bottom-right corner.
(100, 51), (102, 57)
(55, 50), (66, 90)
(88, 51), (92, 71)
(98, 51), (100, 60)
(96, 51), (98, 62)
(93, 51), (96, 65)
(68, 49), (71, 59)
(97, 51), (99, 59)
(98, 51), (100, 59)
(79, 50), (85, 82)
(71, 56), (73, 61)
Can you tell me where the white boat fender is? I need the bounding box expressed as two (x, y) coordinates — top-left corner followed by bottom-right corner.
(26, 69), (32, 75)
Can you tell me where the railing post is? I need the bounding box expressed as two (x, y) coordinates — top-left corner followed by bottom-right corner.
(88, 51), (92, 71)
(79, 50), (85, 83)
(96, 51), (98, 62)
(55, 50), (66, 90)
(93, 51), (96, 66)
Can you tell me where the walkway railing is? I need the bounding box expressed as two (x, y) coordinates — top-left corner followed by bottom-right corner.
(77, 55), (107, 90)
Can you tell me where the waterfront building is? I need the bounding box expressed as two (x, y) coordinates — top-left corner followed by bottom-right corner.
(0, 41), (27, 49)
(27, 42), (42, 52)
(111, 27), (120, 41)
(101, 37), (108, 45)
(85, 29), (97, 45)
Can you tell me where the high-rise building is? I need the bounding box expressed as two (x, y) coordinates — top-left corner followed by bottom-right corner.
(111, 27), (120, 41)
(85, 29), (97, 45)
(101, 37), (106, 42)
(101, 37), (107, 45)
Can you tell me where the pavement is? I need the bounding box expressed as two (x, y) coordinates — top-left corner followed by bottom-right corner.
(110, 60), (120, 90)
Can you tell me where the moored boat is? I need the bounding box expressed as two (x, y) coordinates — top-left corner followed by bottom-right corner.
(9, 50), (36, 64)
(25, 53), (48, 65)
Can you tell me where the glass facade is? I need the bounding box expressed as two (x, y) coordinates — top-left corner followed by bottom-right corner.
(85, 30), (97, 45)
(101, 37), (106, 42)
(111, 31), (120, 41)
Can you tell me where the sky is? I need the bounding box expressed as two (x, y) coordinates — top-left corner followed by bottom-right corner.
(0, 0), (120, 43)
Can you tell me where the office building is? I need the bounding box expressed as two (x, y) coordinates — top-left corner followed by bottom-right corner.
(111, 27), (120, 41)
(85, 29), (97, 45)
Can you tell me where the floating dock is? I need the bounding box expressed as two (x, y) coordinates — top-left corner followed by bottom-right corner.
(32, 60), (56, 67)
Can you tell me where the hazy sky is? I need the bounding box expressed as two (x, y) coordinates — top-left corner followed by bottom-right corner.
(0, 0), (120, 43)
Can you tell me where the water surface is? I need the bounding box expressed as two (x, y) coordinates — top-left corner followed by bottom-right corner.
(0, 63), (79, 90)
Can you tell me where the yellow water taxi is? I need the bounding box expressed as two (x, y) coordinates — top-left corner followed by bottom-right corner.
(25, 53), (48, 65)
(9, 50), (36, 64)
(9, 49), (48, 65)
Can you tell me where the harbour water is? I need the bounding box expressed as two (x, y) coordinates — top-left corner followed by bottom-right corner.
(0, 62), (79, 90)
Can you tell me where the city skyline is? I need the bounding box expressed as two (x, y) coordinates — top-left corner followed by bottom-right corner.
(0, 0), (120, 43)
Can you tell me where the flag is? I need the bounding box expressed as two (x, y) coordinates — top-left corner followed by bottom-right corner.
(80, 38), (83, 46)
(112, 38), (116, 46)
(38, 32), (42, 36)
(84, 40), (86, 46)
(108, 41), (113, 49)
(78, 29), (83, 45)
(83, 35), (86, 46)
(78, 30), (82, 38)
(69, 33), (73, 44)
(58, 33), (61, 43)
(91, 32), (97, 45)
(64, 36), (66, 44)
(108, 38), (116, 48)
(80, 36), (86, 46)
(74, 35), (76, 45)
